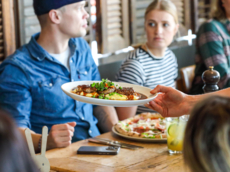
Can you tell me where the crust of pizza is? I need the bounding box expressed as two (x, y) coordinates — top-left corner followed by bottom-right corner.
(137, 112), (163, 119)
(114, 123), (142, 137)
(114, 113), (166, 139)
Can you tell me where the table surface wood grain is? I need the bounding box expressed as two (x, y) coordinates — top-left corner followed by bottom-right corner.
(46, 132), (188, 172)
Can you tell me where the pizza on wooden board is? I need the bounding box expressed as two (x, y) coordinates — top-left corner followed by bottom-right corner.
(114, 113), (166, 139)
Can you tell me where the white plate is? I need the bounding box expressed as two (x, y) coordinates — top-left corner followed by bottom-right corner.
(61, 81), (157, 107)
(112, 126), (167, 143)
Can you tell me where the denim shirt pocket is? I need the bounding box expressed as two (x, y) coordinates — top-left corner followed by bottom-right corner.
(38, 76), (67, 113)
(77, 65), (91, 80)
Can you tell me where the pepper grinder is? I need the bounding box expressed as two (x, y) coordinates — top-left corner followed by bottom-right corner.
(202, 66), (220, 93)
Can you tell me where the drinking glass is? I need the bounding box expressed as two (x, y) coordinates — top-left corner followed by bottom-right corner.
(166, 115), (188, 154)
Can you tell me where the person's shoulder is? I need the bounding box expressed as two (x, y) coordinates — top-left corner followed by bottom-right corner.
(2, 45), (30, 65)
(125, 49), (139, 61)
(122, 48), (144, 69)
(198, 19), (222, 33)
(165, 49), (176, 58)
(127, 46), (147, 60)
(0, 52), (27, 76)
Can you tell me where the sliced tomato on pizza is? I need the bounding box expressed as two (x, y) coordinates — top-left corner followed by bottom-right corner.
(114, 113), (166, 139)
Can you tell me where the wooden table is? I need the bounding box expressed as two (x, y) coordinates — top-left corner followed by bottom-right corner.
(46, 132), (187, 172)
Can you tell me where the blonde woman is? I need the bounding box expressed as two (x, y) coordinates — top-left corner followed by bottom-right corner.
(190, 0), (230, 94)
(184, 96), (230, 172)
(116, 0), (179, 120)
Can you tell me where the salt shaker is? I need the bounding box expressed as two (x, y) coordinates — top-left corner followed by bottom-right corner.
(202, 66), (220, 93)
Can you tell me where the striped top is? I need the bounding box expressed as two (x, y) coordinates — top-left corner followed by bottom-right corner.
(115, 46), (178, 114)
(190, 19), (230, 95)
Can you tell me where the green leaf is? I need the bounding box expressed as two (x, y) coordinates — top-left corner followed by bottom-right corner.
(109, 92), (115, 96)
(150, 135), (156, 139)
(142, 133), (149, 136)
(151, 129), (159, 131)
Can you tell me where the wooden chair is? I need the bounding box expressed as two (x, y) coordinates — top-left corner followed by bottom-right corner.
(180, 65), (195, 93)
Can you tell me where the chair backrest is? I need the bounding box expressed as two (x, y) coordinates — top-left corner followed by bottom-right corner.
(180, 65), (195, 93)
(98, 60), (123, 81)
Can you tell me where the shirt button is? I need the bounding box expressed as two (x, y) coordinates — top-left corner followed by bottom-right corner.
(49, 83), (53, 87)
(89, 130), (92, 134)
(82, 117), (84, 120)
(84, 71), (88, 75)
(70, 60), (73, 63)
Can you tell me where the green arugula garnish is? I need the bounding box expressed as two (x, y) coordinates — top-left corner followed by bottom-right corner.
(98, 96), (103, 99)
(90, 78), (115, 92)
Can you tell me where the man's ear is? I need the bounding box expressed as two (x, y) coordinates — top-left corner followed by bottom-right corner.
(48, 10), (62, 24)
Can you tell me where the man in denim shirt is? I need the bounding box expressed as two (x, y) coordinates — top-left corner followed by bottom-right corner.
(0, 0), (118, 152)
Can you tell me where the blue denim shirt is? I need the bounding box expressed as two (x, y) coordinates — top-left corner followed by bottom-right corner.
(0, 33), (101, 141)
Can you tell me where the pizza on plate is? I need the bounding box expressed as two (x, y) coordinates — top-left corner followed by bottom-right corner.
(114, 113), (166, 139)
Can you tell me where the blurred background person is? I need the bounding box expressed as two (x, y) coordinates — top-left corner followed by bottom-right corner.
(0, 110), (39, 172)
(184, 96), (230, 172)
(190, 0), (230, 94)
(115, 0), (179, 120)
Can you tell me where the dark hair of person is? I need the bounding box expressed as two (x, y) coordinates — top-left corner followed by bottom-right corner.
(212, 0), (226, 20)
(183, 96), (230, 172)
(0, 110), (39, 172)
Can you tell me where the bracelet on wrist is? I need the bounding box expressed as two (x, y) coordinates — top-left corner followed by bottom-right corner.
(38, 136), (42, 151)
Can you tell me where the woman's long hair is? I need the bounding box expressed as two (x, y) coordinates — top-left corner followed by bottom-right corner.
(183, 96), (230, 172)
(211, 0), (226, 20)
(0, 111), (39, 172)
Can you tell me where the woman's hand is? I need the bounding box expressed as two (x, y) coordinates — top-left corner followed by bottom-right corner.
(145, 85), (196, 117)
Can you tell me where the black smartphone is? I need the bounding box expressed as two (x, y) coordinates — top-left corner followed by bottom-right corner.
(77, 146), (120, 155)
